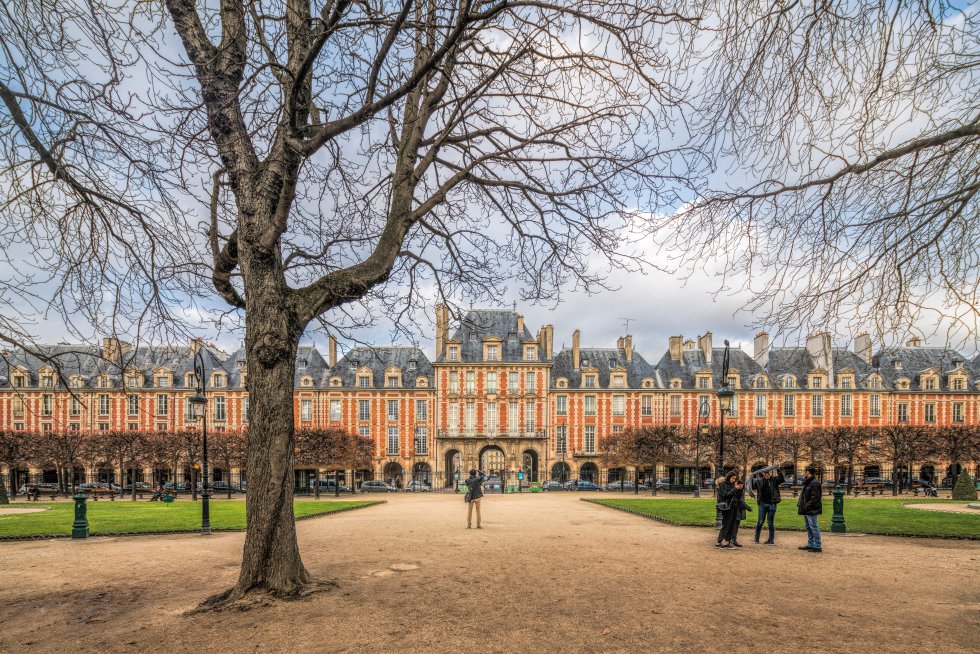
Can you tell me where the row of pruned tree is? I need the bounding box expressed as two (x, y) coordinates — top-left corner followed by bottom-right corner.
(601, 424), (979, 495)
(0, 427), (369, 500)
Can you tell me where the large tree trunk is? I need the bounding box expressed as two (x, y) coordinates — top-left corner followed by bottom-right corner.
(204, 257), (310, 606)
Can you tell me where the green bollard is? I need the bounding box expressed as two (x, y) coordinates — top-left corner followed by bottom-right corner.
(72, 492), (89, 539)
(831, 488), (846, 534)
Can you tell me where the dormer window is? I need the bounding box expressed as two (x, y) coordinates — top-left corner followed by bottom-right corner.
(300, 376), (313, 387)
(212, 373), (226, 388)
(524, 345), (536, 362)
(468, 332), (478, 344)
(697, 375), (710, 390)
(329, 376), (342, 387)
(783, 376), (796, 389)
(726, 375), (738, 389)
(70, 375), (83, 388)
(809, 376), (823, 389)
(97, 375), (110, 388)
(612, 375), (625, 388)
(185, 373), (196, 387)
(754, 377), (767, 389)
(893, 360), (902, 370)
(41, 374), (55, 388)
(126, 373), (142, 387)
(869, 376), (881, 389)
(357, 374), (371, 388)
(951, 377), (965, 391)
(839, 376), (853, 389)
(583, 374), (597, 389)
(642, 379), (654, 389)
(156, 374), (171, 388)
(485, 344), (499, 362)
(408, 359), (417, 370)
(922, 377), (936, 390)
(386, 374), (399, 388)
(897, 379), (910, 390)
(12, 373), (26, 388)
(670, 379), (682, 390)
(415, 377), (428, 388)
(508, 334), (517, 348)
(556, 378), (568, 388)
(448, 346), (459, 361)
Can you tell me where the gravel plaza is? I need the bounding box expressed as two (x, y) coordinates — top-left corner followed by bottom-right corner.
(0, 492), (977, 653)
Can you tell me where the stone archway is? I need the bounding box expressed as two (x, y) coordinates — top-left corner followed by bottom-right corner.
(412, 462), (432, 485)
(479, 445), (506, 475)
(521, 449), (539, 482)
(551, 462), (571, 482)
(444, 449), (462, 488)
(383, 461), (404, 488)
(580, 462), (598, 483)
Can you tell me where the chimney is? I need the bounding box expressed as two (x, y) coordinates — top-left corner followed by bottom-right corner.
(906, 336), (922, 347)
(684, 339), (695, 350)
(572, 329), (581, 370)
(102, 336), (129, 362)
(854, 332), (872, 365)
(544, 324), (554, 360)
(624, 335), (634, 363)
(698, 332), (713, 365)
(669, 335), (683, 362)
(189, 337), (203, 357)
(616, 336), (624, 351)
(328, 335), (337, 368)
(806, 331), (834, 383)
(516, 314), (524, 334)
(435, 303), (449, 358)
(754, 331), (770, 368)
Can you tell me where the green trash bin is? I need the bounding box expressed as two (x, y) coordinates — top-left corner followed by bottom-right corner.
(529, 482), (541, 493)
(162, 493), (175, 504)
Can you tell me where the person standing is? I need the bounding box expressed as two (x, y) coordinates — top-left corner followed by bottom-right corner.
(715, 471), (744, 548)
(797, 466), (823, 552)
(753, 468), (785, 544)
(464, 469), (487, 529)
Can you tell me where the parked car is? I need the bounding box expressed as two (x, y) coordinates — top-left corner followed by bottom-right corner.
(862, 477), (893, 486)
(360, 480), (395, 493)
(17, 483), (60, 495)
(573, 481), (602, 491)
(406, 481), (431, 492)
(656, 477), (671, 491)
(78, 482), (119, 495)
(209, 481), (246, 493)
(309, 479), (349, 493)
(483, 476), (503, 492)
(604, 480), (649, 491)
(540, 480), (565, 491)
(122, 482), (155, 493)
(164, 481), (202, 493)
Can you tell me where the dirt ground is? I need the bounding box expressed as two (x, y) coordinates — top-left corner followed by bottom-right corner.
(0, 493), (977, 654)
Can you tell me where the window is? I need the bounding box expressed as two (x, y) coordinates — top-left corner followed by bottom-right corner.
(612, 375), (625, 389)
(416, 399), (428, 421)
(698, 394), (711, 418)
(840, 376), (853, 389)
(525, 401), (536, 432)
(41, 422), (52, 432)
(449, 371), (459, 393)
(584, 395), (596, 416)
(213, 396), (226, 421)
(584, 425), (596, 454)
(612, 424), (623, 434)
(840, 394), (852, 417)
(387, 399), (399, 421)
(584, 375), (597, 389)
(358, 375), (371, 388)
(612, 395), (625, 416)
(486, 402), (497, 432)
(726, 396), (738, 418)
(386, 375), (399, 388)
(923, 377), (936, 391)
(126, 374), (141, 388)
(358, 400), (370, 421)
(212, 373), (225, 388)
(98, 394), (110, 415)
(924, 403), (935, 423)
(359, 426), (370, 439)
(952, 377), (965, 390)
(97, 376), (109, 389)
(784, 377), (796, 389)
(465, 371), (475, 394)
(42, 394), (53, 416)
(156, 423), (167, 431)
(641, 395), (652, 416)
(525, 371), (536, 392)
(669, 395), (681, 417)
(156, 394), (169, 416)
(893, 360), (902, 370)
(243, 396), (250, 422)
(811, 395), (823, 417)
(524, 345), (536, 361)
(698, 376), (709, 390)
(810, 376), (823, 389)
(71, 397), (81, 415)
(448, 346), (459, 361)
(41, 374), (55, 388)
(127, 422), (139, 431)
(464, 401), (476, 432)
(415, 427), (428, 455)
(486, 344), (499, 361)
(870, 394), (880, 417)
(783, 394), (794, 417)
(69, 423), (80, 431)
(449, 403), (459, 432)
(487, 372), (497, 393)
(556, 425), (567, 455)
(952, 402), (964, 423)
(869, 377), (881, 389)
(156, 375), (170, 388)
(755, 394), (767, 417)
(897, 403), (909, 422)
(14, 423), (24, 431)
(508, 372), (519, 393)
(386, 427), (399, 455)
(330, 399), (341, 421)
(726, 375), (737, 389)
(13, 374), (25, 388)
(508, 401), (519, 433)
(300, 399), (312, 422)
(556, 395), (568, 416)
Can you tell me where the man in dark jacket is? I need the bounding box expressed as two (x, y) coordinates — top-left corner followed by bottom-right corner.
(753, 468), (785, 544)
(797, 466), (823, 552)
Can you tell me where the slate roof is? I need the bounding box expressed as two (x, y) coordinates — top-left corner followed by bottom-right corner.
(439, 309), (540, 363)
(329, 346), (433, 389)
(551, 347), (658, 388)
(655, 346), (763, 388)
(764, 347), (873, 389)
(872, 347), (972, 390)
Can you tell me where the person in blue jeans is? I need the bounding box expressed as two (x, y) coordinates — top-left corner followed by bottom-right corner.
(753, 468), (785, 544)
(797, 466), (823, 552)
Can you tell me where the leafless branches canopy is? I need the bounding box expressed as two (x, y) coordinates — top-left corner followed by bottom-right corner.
(653, 1), (979, 345)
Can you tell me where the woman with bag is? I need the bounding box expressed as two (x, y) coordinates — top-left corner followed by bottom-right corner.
(715, 471), (745, 549)
(464, 469), (487, 529)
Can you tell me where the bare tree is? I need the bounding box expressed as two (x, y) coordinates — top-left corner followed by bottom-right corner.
(1, 0), (705, 605)
(935, 425), (979, 487)
(0, 429), (29, 500)
(652, 2), (979, 344)
(880, 424), (929, 495)
(624, 425), (682, 496)
(33, 429), (90, 496)
(208, 429), (247, 499)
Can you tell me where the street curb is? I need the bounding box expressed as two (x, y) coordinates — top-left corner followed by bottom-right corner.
(581, 499), (980, 540)
(0, 500), (383, 542)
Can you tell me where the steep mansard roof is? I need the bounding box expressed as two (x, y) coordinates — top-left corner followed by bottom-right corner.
(872, 347), (972, 390)
(764, 347), (873, 389)
(439, 309), (541, 363)
(329, 346), (434, 388)
(551, 347), (658, 388)
(653, 346), (763, 389)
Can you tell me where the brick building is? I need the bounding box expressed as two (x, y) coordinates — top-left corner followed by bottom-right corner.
(1, 307), (978, 490)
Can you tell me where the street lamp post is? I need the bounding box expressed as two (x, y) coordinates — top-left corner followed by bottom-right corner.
(715, 340), (734, 528)
(187, 350), (211, 535)
(694, 398), (710, 499)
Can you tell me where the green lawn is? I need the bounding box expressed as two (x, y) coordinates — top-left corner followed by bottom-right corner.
(0, 500), (379, 539)
(587, 498), (980, 539)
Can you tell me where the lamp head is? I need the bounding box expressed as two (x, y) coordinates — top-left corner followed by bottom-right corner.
(717, 385), (734, 411)
(188, 391), (206, 419)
